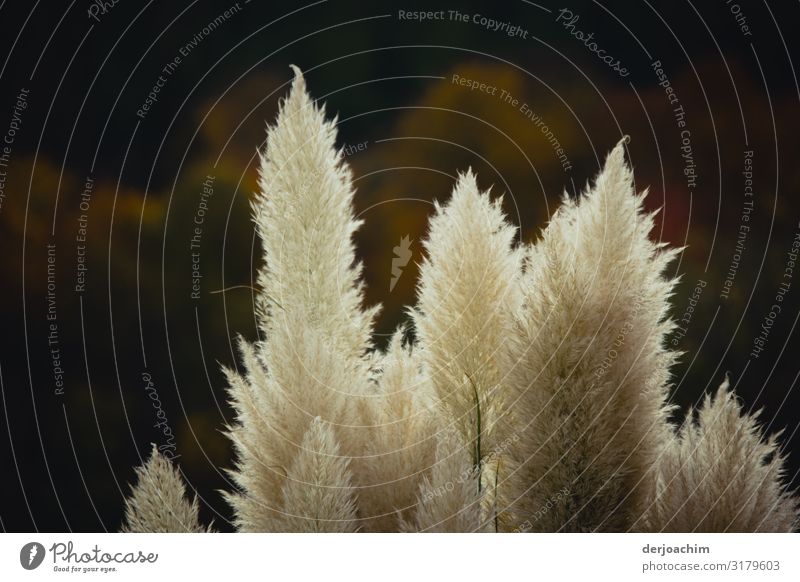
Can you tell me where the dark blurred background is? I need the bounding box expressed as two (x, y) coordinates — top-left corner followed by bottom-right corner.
(0, 0), (798, 532)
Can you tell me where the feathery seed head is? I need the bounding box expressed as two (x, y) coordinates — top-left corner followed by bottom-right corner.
(502, 139), (679, 532)
(122, 445), (207, 533)
(413, 170), (522, 475)
(649, 377), (798, 532)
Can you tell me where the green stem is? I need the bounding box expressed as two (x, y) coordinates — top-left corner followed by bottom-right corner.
(468, 375), (482, 493)
(494, 459), (501, 533)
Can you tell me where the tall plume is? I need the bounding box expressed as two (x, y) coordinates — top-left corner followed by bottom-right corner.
(224, 67), (377, 531)
(412, 170), (522, 499)
(501, 139), (679, 531)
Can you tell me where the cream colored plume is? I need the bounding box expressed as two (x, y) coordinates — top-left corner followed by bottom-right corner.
(273, 417), (359, 532)
(648, 377), (798, 532)
(501, 139), (679, 531)
(412, 170), (522, 486)
(354, 330), (436, 531)
(224, 67), (377, 531)
(403, 429), (488, 532)
(121, 445), (207, 533)
(253, 65), (377, 356)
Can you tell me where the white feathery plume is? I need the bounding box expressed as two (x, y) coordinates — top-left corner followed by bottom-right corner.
(502, 139), (679, 531)
(224, 67), (377, 531)
(253, 65), (377, 356)
(403, 429), (488, 532)
(649, 377), (798, 532)
(122, 445), (207, 533)
(273, 417), (360, 532)
(412, 170), (522, 488)
(223, 323), (355, 530)
(355, 330), (437, 531)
